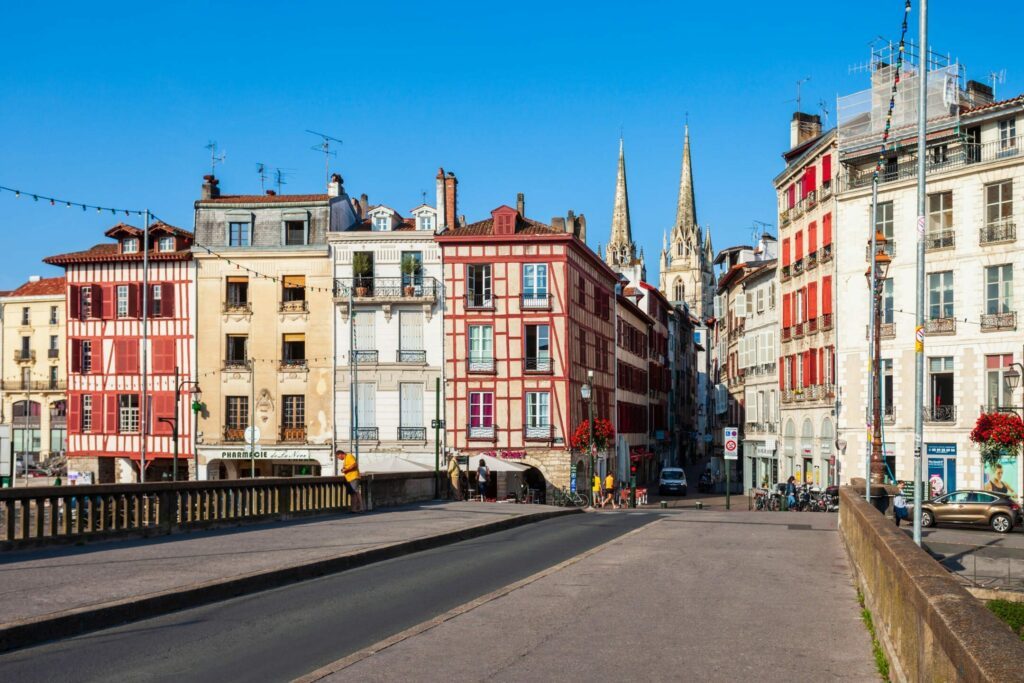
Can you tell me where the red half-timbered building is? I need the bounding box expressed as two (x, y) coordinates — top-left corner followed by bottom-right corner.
(44, 222), (195, 483)
(438, 200), (618, 497)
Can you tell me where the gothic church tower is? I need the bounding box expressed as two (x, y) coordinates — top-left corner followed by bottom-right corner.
(603, 138), (646, 284)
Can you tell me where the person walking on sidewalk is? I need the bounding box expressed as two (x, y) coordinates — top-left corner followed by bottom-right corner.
(476, 459), (490, 500)
(339, 450), (364, 513)
(893, 490), (908, 527)
(785, 476), (797, 510)
(592, 473), (601, 508)
(602, 472), (619, 509)
(447, 455), (463, 501)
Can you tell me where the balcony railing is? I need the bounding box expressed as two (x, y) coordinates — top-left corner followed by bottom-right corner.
(465, 295), (494, 310)
(279, 299), (309, 313)
(223, 301), (252, 314)
(14, 350), (35, 363)
(981, 311), (1016, 332)
(781, 265), (791, 282)
(980, 221), (1016, 245)
(793, 322), (804, 339)
(866, 241), (896, 260)
(779, 211), (790, 227)
(224, 427), (246, 442)
(0, 380), (67, 391)
(925, 405), (957, 423)
(521, 293), (551, 310)
(806, 251), (818, 271)
(523, 423), (553, 440)
(865, 405), (896, 424)
(468, 357), (495, 373)
(925, 229), (955, 251)
(524, 356), (552, 372)
(397, 350), (426, 363)
(819, 244), (833, 263)
(280, 426), (307, 442)
(355, 427), (379, 441)
(335, 277), (441, 302)
(782, 326), (792, 342)
(793, 259), (804, 276)
(924, 317), (956, 336)
(47, 348), (59, 359)
(468, 425), (496, 440)
(807, 317), (818, 334)
(398, 427), (427, 441)
(840, 139), (1022, 191)
(279, 359), (308, 371)
(353, 350), (378, 365)
(224, 359), (252, 371)
(867, 322), (896, 339)
(819, 313), (833, 331)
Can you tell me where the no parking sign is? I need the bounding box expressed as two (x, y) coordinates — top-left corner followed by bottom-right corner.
(723, 427), (738, 461)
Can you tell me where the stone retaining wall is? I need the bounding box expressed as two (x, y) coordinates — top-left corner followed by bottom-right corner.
(839, 486), (1024, 682)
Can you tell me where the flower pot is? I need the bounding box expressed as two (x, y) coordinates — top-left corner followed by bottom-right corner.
(403, 285), (416, 296)
(356, 286), (369, 297)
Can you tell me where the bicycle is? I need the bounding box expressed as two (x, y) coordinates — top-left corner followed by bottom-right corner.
(551, 487), (589, 508)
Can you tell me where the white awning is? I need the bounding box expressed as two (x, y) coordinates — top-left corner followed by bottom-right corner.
(360, 454), (435, 475)
(469, 454), (529, 473)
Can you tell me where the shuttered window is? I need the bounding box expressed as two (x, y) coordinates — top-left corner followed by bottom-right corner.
(399, 311), (423, 350)
(357, 383), (376, 428)
(354, 311), (375, 350)
(400, 383), (423, 428)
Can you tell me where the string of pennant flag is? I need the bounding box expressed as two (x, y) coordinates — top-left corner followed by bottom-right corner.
(871, 0), (913, 183)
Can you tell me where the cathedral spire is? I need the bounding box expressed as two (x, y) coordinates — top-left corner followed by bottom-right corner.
(610, 137), (632, 246)
(673, 124), (697, 239)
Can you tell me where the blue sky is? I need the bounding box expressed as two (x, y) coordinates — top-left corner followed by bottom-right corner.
(2, 1), (1022, 288)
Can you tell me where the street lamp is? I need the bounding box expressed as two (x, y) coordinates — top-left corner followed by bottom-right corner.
(865, 235), (892, 485)
(157, 366), (201, 481)
(1000, 348), (1024, 416)
(580, 370), (595, 507)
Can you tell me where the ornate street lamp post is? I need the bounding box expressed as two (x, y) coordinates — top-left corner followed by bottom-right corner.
(580, 370), (595, 507)
(865, 234), (892, 486)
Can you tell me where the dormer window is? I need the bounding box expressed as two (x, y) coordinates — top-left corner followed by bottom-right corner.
(491, 207), (517, 235)
(418, 214), (435, 231)
(158, 235), (175, 252)
(122, 238), (139, 254)
(373, 215), (390, 231)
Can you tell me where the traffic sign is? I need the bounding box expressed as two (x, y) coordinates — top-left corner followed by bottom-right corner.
(723, 427), (738, 460)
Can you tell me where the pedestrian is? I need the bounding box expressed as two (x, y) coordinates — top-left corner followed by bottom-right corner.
(785, 476), (797, 510)
(339, 450), (364, 513)
(602, 471), (618, 509)
(592, 473), (601, 508)
(447, 455), (462, 501)
(476, 458), (490, 500)
(893, 490), (908, 527)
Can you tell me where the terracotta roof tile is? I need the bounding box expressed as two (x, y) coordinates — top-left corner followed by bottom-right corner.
(198, 194), (328, 204)
(7, 276), (65, 297)
(964, 93), (1024, 114)
(444, 216), (562, 237)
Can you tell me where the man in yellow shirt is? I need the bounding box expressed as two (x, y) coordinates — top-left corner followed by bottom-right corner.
(339, 450), (364, 513)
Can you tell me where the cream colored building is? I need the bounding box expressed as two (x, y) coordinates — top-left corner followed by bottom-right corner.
(192, 174), (352, 479)
(0, 276), (67, 467)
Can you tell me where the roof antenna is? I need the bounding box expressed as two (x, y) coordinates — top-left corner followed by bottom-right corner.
(795, 77), (810, 111)
(306, 129), (342, 184)
(988, 69), (1006, 100)
(256, 162), (267, 192)
(274, 168), (289, 194)
(421, 190), (427, 205)
(818, 98), (832, 128)
(205, 141), (226, 177)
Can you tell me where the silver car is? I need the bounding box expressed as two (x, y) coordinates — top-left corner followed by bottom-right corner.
(659, 468), (688, 496)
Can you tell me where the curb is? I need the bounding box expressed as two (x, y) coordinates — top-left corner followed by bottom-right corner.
(0, 507), (580, 654)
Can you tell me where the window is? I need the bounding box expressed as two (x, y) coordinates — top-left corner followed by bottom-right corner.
(928, 191), (953, 237)
(881, 359), (894, 414)
(282, 333), (306, 366)
(122, 238), (139, 254)
(525, 392), (550, 433)
(401, 251), (423, 287)
(20, 367), (30, 388)
(399, 384), (424, 429)
(999, 118), (1017, 152)
(467, 264), (492, 307)
(226, 335), (248, 366)
(356, 383), (376, 428)
(883, 279), (894, 324)
(930, 144), (948, 165)
(119, 394), (140, 434)
(469, 392), (494, 434)
(674, 280), (685, 303)
(525, 324), (551, 371)
(282, 395), (305, 430)
(82, 340), (92, 374)
(226, 396), (249, 429)
(20, 336), (30, 358)
(399, 311), (424, 358)
(226, 277), (249, 309)
(373, 215), (390, 231)
(21, 307), (29, 325)
(986, 354), (1014, 411)
(418, 213), (434, 231)
(82, 395), (93, 433)
(158, 235), (175, 252)
(81, 286), (92, 319)
(928, 272), (954, 319)
(578, 329), (587, 367)
(48, 366), (58, 389)
(523, 264), (548, 297)
(151, 284), (162, 317)
(228, 222), (251, 247)
(985, 265), (1013, 314)
(284, 220), (306, 245)
(468, 325), (493, 370)
(577, 275), (587, 307)
(116, 285), (129, 318)
(354, 311), (375, 350)
(874, 201), (894, 240)
(928, 357), (954, 414)
(769, 282), (776, 309)
(49, 335), (58, 352)
(49, 306), (58, 324)
(282, 275), (306, 310)
(756, 287), (765, 313)
(985, 180), (1013, 226)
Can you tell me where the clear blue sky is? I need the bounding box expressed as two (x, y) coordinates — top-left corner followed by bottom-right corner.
(2, 1), (1022, 289)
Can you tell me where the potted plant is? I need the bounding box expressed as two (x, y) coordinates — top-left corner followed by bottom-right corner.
(352, 252), (372, 296)
(400, 254), (420, 296)
(970, 411), (1024, 466)
(569, 417), (615, 453)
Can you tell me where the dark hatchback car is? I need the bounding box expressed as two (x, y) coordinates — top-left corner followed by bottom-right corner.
(918, 490), (1023, 533)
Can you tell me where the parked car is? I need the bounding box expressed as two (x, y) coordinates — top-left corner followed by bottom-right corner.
(917, 490), (1022, 533)
(659, 468), (688, 496)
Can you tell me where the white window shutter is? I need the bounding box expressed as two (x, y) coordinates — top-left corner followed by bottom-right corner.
(735, 291), (746, 318)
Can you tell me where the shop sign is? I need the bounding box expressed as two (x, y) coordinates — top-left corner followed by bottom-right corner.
(215, 449), (316, 461)
(925, 443), (957, 457)
(481, 450), (527, 460)
(755, 445), (775, 458)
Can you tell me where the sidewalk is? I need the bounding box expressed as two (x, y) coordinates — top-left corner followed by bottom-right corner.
(0, 502), (571, 650)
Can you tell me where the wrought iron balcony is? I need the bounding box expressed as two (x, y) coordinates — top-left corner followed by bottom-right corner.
(865, 405), (896, 425)
(524, 356), (552, 372)
(222, 301), (252, 314)
(781, 265), (791, 282)
(223, 427), (246, 442)
(520, 293), (551, 310)
(398, 427), (427, 441)
(806, 251), (818, 271)
(0, 380), (67, 391)
(924, 317), (956, 336)
(819, 244), (833, 263)
(224, 359), (252, 371)
(819, 313), (833, 331)
(840, 139), (1023, 191)
(14, 350), (35, 363)
(924, 405), (957, 423)
(807, 317), (818, 334)
(980, 221), (1016, 245)
(793, 259), (804, 275)
(279, 299), (308, 313)
(280, 426), (307, 442)
(397, 350), (426, 364)
(866, 322), (897, 340)
(793, 322), (804, 339)
(335, 277), (441, 302)
(782, 326), (792, 342)
(279, 358), (308, 371)
(468, 425), (496, 440)
(353, 350), (378, 365)
(981, 311), (1017, 332)
(523, 424), (553, 440)
(48, 348), (59, 359)
(465, 295), (494, 310)
(468, 357), (495, 373)
(925, 229), (955, 251)
(355, 427), (379, 441)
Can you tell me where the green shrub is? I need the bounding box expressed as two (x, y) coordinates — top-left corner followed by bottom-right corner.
(987, 599), (1024, 640)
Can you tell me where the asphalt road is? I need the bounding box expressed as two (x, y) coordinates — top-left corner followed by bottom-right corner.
(0, 511), (655, 683)
(906, 524), (1024, 590)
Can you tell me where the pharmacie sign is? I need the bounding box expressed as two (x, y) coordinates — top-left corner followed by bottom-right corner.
(215, 449), (315, 460)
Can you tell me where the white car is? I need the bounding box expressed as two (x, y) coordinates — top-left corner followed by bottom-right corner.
(659, 468), (688, 496)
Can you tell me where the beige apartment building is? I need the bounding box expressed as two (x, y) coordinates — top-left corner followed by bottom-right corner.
(193, 174), (352, 479)
(0, 276), (67, 468)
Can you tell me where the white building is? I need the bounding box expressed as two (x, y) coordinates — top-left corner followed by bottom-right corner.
(329, 177), (445, 474)
(835, 50), (1024, 496)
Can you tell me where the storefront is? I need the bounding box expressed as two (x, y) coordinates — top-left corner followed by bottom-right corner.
(198, 446), (333, 480)
(926, 443), (957, 497)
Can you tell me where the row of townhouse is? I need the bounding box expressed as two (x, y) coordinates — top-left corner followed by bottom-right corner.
(32, 131), (706, 489)
(712, 45), (1024, 499)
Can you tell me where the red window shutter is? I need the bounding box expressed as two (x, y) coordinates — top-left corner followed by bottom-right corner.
(822, 155), (832, 184)
(782, 293), (791, 327)
(782, 238), (791, 266)
(128, 284), (140, 318)
(822, 276), (833, 315)
(787, 185), (795, 209)
(830, 346), (836, 382)
(779, 363), (785, 390)
(114, 340), (124, 373)
(69, 394), (81, 434)
(155, 338), (176, 374)
(789, 356), (796, 388)
(153, 394), (173, 435)
(795, 231), (804, 260)
(819, 348), (826, 383)
(127, 339), (139, 374)
(808, 167), (817, 192)
(822, 213), (832, 246)
(69, 286), (80, 321)
(105, 394), (118, 433)
(808, 282), (818, 318)
(808, 222), (817, 252)
(809, 351), (817, 385)
(93, 337), (103, 374)
(100, 285), (113, 319)
(163, 283), (175, 318)
(71, 339), (82, 373)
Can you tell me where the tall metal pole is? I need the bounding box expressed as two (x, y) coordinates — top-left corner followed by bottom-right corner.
(140, 210), (150, 482)
(434, 376), (441, 499)
(249, 352), (255, 478)
(587, 371), (595, 507)
(172, 365), (179, 481)
(349, 288), (359, 465)
(912, 0), (929, 546)
(867, 180), (878, 502)
(331, 245), (339, 477)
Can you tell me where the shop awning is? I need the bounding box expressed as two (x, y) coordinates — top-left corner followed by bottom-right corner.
(360, 454), (435, 474)
(470, 454), (529, 473)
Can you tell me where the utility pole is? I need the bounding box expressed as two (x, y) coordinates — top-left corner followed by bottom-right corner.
(867, 179), (878, 504)
(912, 0), (929, 547)
(434, 376), (441, 499)
(587, 370), (595, 507)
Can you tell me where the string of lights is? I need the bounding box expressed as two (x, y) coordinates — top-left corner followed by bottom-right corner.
(871, 0), (913, 183)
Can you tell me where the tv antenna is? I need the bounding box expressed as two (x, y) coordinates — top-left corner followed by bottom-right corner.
(306, 129), (342, 184)
(818, 98), (832, 128)
(751, 219), (773, 244)
(256, 163), (268, 192)
(783, 77), (811, 111)
(205, 141), (227, 177)
(421, 190), (427, 205)
(988, 69), (1006, 99)
(273, 168), (290, 194)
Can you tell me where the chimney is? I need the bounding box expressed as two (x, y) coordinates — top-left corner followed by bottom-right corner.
(328, 173), (343, 198)
(443, 172), (458, 229)
(201, 174), (220, 200)
(266, 190), (276, 196)
(516, 192), (525, 216)
(28, 275), (41, 283)
(966, 80), (994, 107)
(551, 217), (566, 232)
(435, 168), (446, 229)
(360, 193), (369, 212)
(789, 112), (822, 149)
